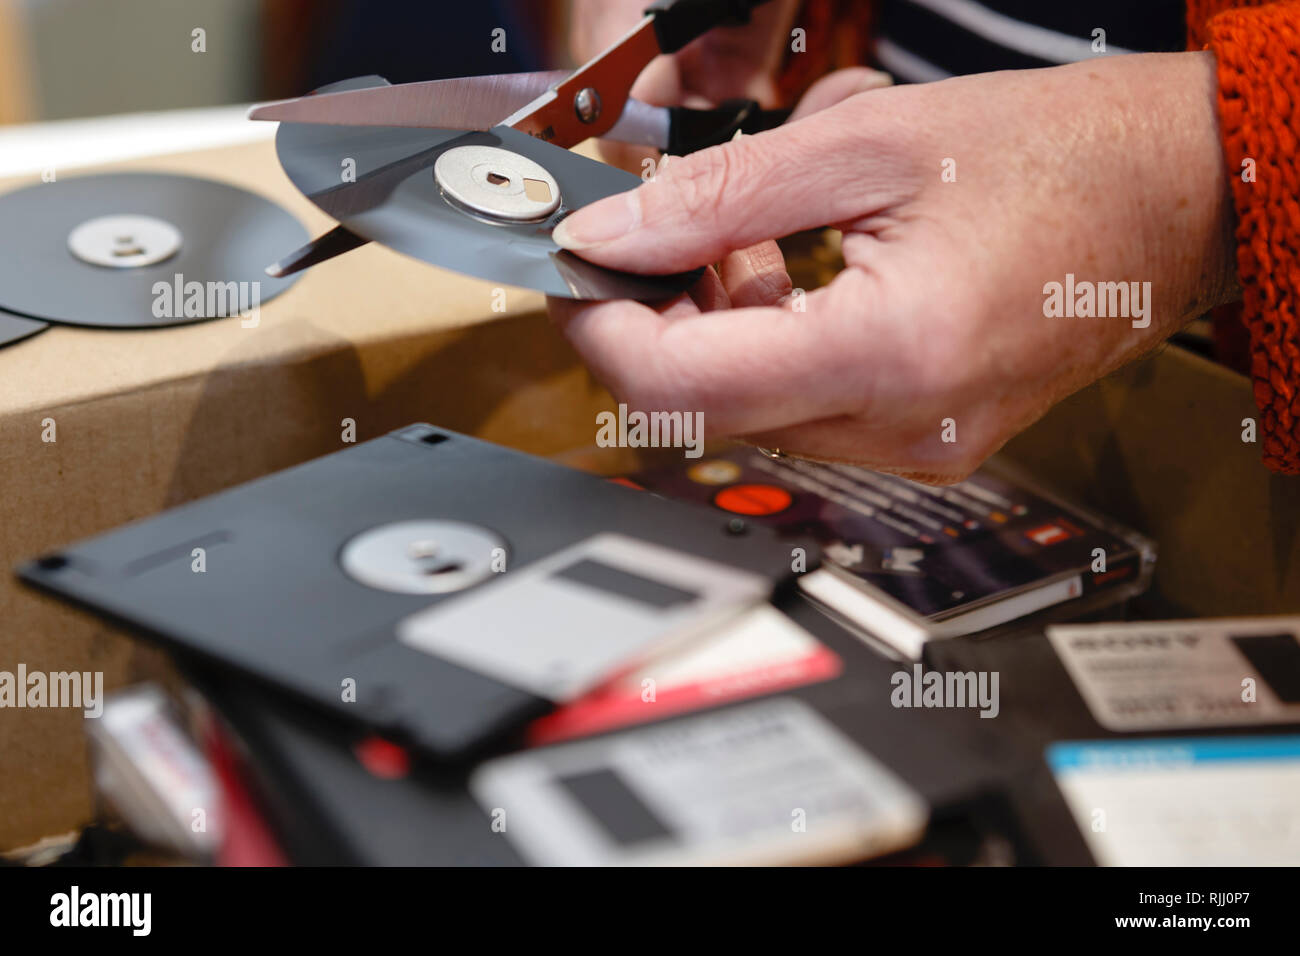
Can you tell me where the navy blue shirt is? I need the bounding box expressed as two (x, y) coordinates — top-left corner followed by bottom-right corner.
(871, 0), (1188, 82)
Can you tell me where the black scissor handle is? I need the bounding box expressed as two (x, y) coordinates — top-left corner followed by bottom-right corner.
(645, 0), (776, 54)
(667, 99), (791, 154)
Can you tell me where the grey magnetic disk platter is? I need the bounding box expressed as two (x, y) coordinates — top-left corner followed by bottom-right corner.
(0, 308), (48, 347)
(275, 75), (702, 301)
(0, 172), (307, 329)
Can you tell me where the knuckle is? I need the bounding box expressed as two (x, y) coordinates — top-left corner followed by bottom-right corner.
(743, 243), (794, 300)
(664, 145), (739, 227)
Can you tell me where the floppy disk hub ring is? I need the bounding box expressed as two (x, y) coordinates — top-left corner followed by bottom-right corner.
(433, 145), (561, 223)
(67, 214), (182, 269)
(339, 519), (507, 595)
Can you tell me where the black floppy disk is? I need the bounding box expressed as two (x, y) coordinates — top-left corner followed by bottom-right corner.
(19, 425), (814, 757)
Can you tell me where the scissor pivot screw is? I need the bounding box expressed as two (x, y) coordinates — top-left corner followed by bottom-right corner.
(574, 87), (601, 124)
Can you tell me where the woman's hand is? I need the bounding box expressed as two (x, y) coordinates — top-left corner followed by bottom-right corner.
(548, 52), (1239, 483)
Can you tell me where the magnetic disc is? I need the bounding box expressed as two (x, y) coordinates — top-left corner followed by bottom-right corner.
(0, 308), (48, 348)
(275, 76), (701, 301)
(0, 172), (307, 328)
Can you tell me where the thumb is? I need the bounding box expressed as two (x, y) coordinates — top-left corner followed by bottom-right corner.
(552, 93), (895, 274)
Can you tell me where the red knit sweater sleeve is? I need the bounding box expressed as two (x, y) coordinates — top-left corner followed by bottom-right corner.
(1188, 0), (1300, 474)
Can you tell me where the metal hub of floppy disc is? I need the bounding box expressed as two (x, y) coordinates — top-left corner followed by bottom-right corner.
(66, 214), (184, 268)
(340, 519), (507, 595)
(19, 425), (819, 757)
(433, 146), (562, 223)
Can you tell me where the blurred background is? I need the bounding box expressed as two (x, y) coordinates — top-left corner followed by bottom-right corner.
(0, 0), (567, 124)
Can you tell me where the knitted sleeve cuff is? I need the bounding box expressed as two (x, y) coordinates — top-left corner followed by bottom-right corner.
(1192, 0), (1300, 473)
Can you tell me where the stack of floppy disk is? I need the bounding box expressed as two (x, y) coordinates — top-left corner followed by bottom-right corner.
(20, 422), (1300, 866)
(18, 426), (1026, 866)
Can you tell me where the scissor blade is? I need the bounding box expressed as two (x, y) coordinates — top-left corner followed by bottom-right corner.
(247, 71), (570, 128)
(265, 225), (369, 278)
(502, 15), (661, 148)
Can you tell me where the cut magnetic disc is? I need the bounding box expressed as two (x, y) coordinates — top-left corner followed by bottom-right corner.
(0, 308), (48, 348)
(274, 76), (701, 301)
(0, 172), (307, 328)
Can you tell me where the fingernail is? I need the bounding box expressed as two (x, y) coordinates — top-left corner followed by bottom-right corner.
(552, 190), (642, 250)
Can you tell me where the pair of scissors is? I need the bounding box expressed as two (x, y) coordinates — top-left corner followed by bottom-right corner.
(249, 0), (788, 277)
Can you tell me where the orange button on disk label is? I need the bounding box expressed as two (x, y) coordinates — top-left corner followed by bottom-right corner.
(713, 483), (794, 516)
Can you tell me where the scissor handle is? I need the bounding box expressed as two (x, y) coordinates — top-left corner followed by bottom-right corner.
(667, 99), (791, 154)
(645, 0), (776, 54)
